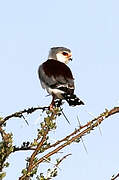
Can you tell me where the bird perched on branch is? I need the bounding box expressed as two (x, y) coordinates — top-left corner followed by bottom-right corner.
(38, 47), (84, 110)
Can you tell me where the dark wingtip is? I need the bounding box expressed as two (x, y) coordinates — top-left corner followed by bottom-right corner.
(62, 93), (85, 107)
(80, 100), (85, 105)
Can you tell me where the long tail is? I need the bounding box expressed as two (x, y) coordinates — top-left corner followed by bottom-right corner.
(62, 93), (84, 106)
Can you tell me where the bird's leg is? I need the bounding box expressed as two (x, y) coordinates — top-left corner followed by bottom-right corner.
(49, 95), (55, 111)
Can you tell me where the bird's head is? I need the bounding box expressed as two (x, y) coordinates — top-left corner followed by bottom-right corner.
(48, 47), (72, 64)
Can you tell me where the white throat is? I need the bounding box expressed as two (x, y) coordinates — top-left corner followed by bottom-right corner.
(56, 53), (67, 64)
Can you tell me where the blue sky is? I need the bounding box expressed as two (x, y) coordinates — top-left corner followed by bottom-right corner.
(0, 0), (119, 179)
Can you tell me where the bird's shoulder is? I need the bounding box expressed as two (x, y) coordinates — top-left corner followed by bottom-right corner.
(41, 59), (74, 79)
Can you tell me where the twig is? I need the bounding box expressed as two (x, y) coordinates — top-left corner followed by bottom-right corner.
(55, 153), (72, 167)
(13, 146), (36, 152)
(45, 154), (71, 179)
(0, 106), (49, 126)
(42, 157), (61, 171)
(111, 173), (119, 180)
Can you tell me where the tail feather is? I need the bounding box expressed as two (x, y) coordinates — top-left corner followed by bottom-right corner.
(62, 93), (84, 106)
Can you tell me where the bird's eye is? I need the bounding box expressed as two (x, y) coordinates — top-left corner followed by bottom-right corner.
(62, 52), (68, 56)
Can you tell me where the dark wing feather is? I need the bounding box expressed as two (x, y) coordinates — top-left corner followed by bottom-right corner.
(38, 59), (74, 93)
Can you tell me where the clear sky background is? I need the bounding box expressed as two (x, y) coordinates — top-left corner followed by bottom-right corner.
(0, 0), (119, 179)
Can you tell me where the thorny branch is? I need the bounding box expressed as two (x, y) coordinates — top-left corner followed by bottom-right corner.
(111, 172), (119, 180)
(18, 106), (119, 180)
(0, 106), (49, 126)
(0, 106), (119, 179)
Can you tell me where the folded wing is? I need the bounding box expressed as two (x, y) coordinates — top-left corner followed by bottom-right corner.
(38, 59), (75, 94)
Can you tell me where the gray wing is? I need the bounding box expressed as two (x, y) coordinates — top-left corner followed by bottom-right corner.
(38, 61), (75, 93)
(38, 64), (60, 89)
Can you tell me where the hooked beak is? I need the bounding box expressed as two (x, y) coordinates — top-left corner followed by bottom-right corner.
(68, 53), (73, 61)
(69, 57), (73, 61)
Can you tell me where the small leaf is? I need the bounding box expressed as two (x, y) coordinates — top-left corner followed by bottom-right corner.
(0, 172), (6, 179)
(22, 169), (27, 175)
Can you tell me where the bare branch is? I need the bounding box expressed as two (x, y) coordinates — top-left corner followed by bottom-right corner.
(55, 153), (72, 167)
(0, 106), (49, 126)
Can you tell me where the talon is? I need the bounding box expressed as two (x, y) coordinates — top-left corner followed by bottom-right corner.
(49, 95), (55, 111)
(49, 103), (54, 111)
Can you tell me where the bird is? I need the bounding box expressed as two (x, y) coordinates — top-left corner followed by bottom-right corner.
(38, 47), (84, 110)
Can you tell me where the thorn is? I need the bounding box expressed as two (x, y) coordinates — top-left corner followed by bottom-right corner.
(22, 115), (29, 126)
(60, 108), (71, 125)
(25, 119), (29, 126)
(85, 110), (102, 136)
(77, 116), (88, 154)
(97, 120), (102, 136)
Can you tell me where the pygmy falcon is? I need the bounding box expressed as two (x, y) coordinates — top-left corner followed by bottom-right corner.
(38, 47), (84, 110)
